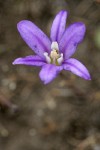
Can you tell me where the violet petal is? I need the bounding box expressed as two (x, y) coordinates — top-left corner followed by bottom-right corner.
(13, 55), (46, 66)
(59, 23), (86, 59)
(17, 20), (51, 59)
(50, 10), (67, 43)
(63, 58), (91, 80)
(39, 64), (63, 84)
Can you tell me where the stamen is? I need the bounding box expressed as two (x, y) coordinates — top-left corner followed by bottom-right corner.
(57, 53), (63, 65)
(44, 42), (64, 65)
(51, 41), (59, 51)
(44, 52), (51, 64)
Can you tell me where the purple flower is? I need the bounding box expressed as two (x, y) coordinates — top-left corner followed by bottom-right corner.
(13, 10), (91, 84)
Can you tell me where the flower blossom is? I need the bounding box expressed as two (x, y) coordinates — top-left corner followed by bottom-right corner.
(13, 10), (91, 84)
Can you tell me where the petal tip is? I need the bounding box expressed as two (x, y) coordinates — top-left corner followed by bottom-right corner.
(59, 10), (67, 14)
(77, 22), (86, 31)
(73, 22), (86, 31)
(12, 60), (16, 65)
(86, 75), (91, 80)
(12, 58), (21, 65)
(17, 20), (32, 31)
(12, 62), (15, 65)
(58, 10), (68, 19)
(43, 80), (50, 84)
(39, 72), (52, 85)
(17, 20), (24, 29)
(83, 72), (91, 81)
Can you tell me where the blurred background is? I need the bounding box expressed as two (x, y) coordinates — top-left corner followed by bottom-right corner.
(0, 0), (100, 150)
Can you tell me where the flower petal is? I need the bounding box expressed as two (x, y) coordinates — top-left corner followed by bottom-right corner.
(50, 10), (67, 43)
(59, 23), (86, 59)
(39, 64), (63, 84)
(17, 20), (51, 58)
(13, 55), (46, 66)
(63, 58), (91, 80)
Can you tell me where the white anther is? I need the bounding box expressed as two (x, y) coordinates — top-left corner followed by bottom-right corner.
(44, 52), (51, 64)
(51, 42), (59, 51)
(57, 53), (64, 65)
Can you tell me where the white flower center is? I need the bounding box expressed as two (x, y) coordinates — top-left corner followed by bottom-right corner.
(44, 42), (63, 65)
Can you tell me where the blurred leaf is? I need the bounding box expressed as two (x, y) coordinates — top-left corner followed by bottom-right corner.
(94, 27), (100, 49)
